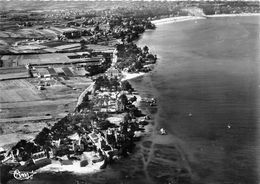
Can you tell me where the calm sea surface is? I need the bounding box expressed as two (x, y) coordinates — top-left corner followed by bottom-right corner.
(132, 16), (260, 184)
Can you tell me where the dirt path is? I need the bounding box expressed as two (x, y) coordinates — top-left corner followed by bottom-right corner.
(75, 82), (94, 108)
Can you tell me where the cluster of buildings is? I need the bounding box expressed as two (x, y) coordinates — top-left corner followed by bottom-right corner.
(0, 60), (149, 172)
(0, 2), (158, 179)
(0, 93), (143, 172)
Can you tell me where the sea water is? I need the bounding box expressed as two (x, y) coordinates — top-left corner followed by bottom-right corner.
(132, 16), (260, 184)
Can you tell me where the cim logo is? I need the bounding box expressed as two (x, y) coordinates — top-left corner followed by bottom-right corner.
(9, 169), (37, 180)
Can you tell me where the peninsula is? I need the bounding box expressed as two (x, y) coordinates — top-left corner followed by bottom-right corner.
(0, 3), (158, 183)
(0, 1), (259, 184)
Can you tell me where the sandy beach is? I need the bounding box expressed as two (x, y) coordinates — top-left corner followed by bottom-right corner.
(37, 152), (104, 174)
(151, 13), (260, 25)
(121, 71), (146, 81)
(151, 16), (205, 25)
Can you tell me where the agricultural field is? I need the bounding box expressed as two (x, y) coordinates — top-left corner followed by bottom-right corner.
(0, 66), (30, 80)
(0, 79), (42, 103)
(0, 77), (92, 120)
(1, 53), (71, 66)
(0, 77), (92, 147)
(0, 120), (56, 148)
(0, 28), (57, 39)
(1, 52), (102, 67)
(87, 44), (115, 52)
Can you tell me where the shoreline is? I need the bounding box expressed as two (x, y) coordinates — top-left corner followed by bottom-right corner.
(137, 14), (260, 184)
(35, 11), (260, 183)
(121, 71), (146, 81)
(37, 154), (105, 175)
(151, 13), (260, 25)
(206, 13), (260, 18)
(36, 12), (259, 181)
(2, 12), (258, 183)
(1, 45), (154, 178)
(151, 16), (205, 25)
(34, 92), (149, 175)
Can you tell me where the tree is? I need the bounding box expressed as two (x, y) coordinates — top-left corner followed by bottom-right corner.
(96, 112), (108, 120)
(96, 120), (114, 130)
(134, 61), (142, 71)
(123, 113), (131, 123)
(76, 94), (92, 112)
(95, 76), (110, 90)
(119, 94), (128, 108)
(94, 24), (100, 31)
(50, 116), (71, 139)
(12, 140), (40, 161)
(121, 80), (133, 91)
(34, 127), (51, 146)
(143, 45), (149, 54)
(109, 77), (120, 91)
(129, 96), (137, 103)
(147, 54), (155, 60)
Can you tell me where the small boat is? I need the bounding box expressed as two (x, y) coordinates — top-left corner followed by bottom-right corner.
(150, 102), (156, 106)
(160, 128), (167, 135)
(227, 123), (231, 129)
(151, 98), (156, 102)
(144, 115), (151, 120)
(142, 98), (156, 104)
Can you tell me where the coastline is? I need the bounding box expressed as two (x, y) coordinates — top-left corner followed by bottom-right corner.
(206, 13), (260, 18)
(34, 79), (149, 175)
(34, 90), (149, 176)
(1, 41), (155, 180)
(151, 13), (260, 25)
(31, 13), (259, 183)
(121, 71), (146, 82)
(37, 153), (104, 174)
(2, 12), (259, 183)
(151, 16), (205, 25)
(136, 15), (260, 184)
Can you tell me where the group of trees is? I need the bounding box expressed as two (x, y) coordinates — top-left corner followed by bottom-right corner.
(76, 93), (93, 112)
(85, 59), (111, 76)
(10, 70), (143, 162)
(94, 76), (134, 94)
(11, 140), (41, 161)
(94, 75), (120, 91)
(116, 43), (156, 72)
(116, 43), (141, 70)
(199, 1), (260, 15)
